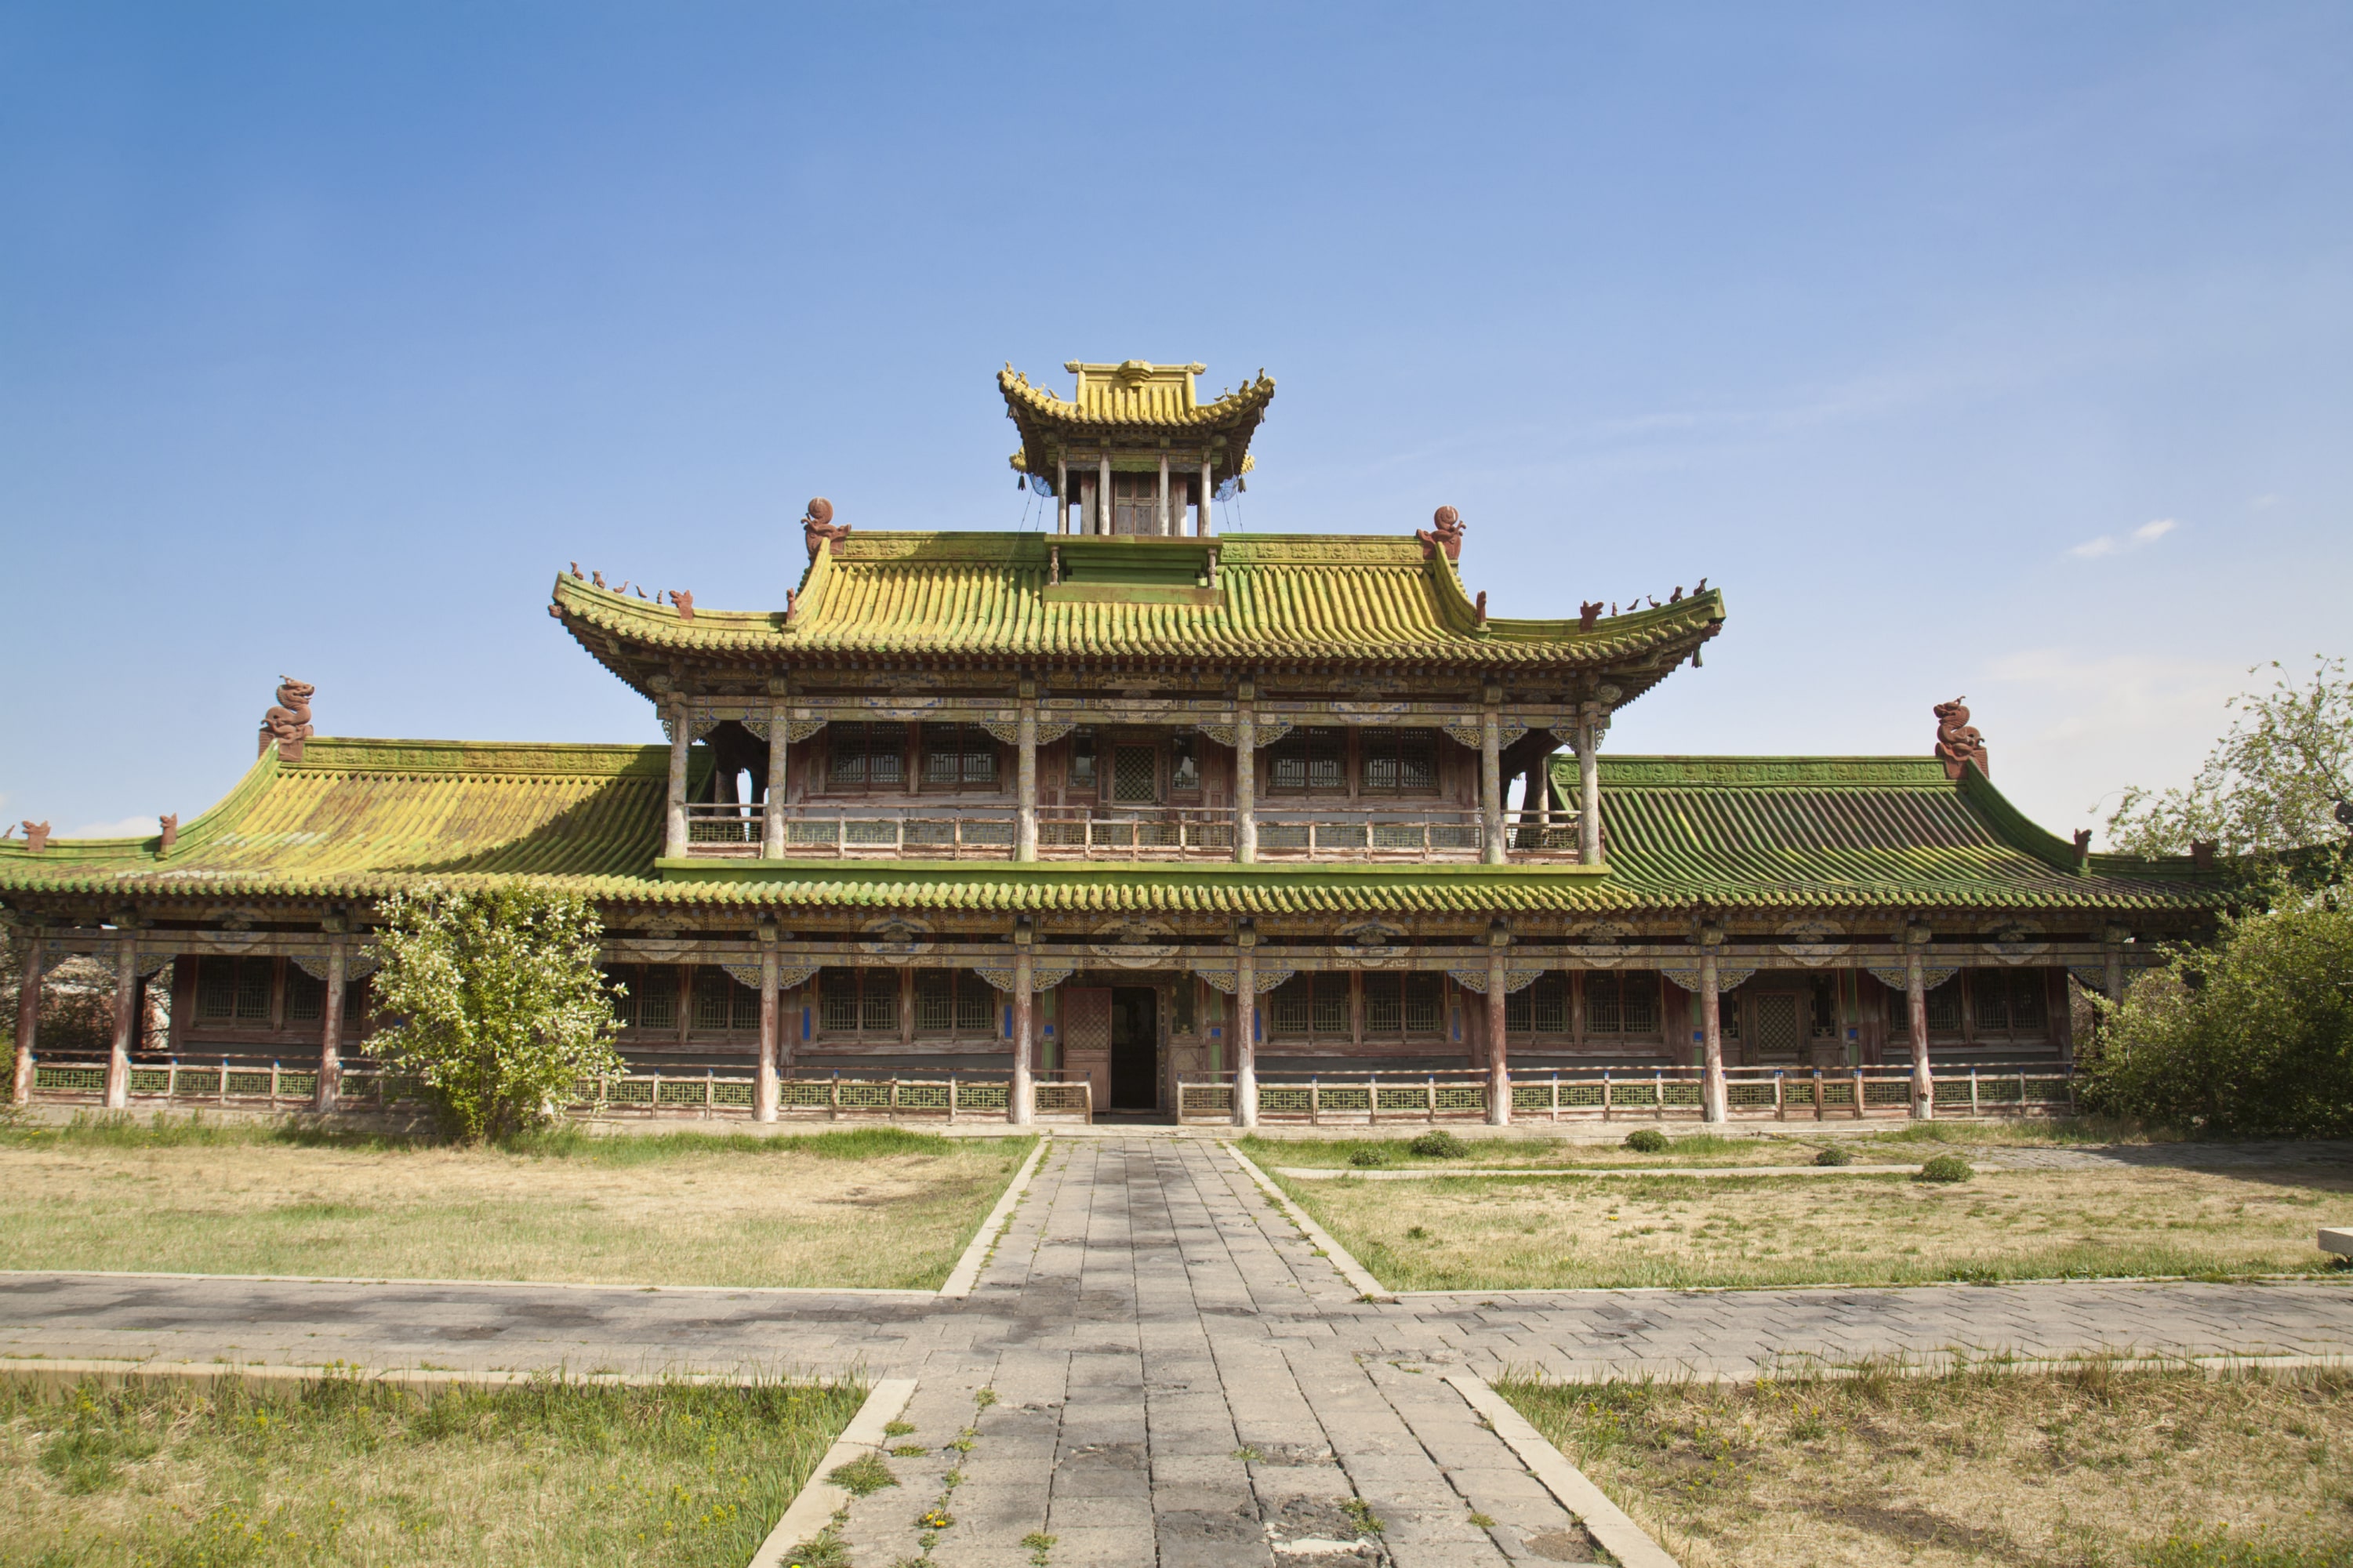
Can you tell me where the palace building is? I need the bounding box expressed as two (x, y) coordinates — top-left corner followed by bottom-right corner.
(3, 358), (2226, 1127)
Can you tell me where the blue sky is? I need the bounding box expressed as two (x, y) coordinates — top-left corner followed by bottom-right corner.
(4, 3), (2348, 844)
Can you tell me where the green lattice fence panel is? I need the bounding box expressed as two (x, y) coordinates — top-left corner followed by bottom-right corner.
(1434, 1083), (1487, 1116)
(780, 1080), (833, 1110)
(1727, 1080), (1778, 1112)
(960, 1083), (1009, 1112)
(1817, 1079), (1859, 1110)
(279, 1073), (318, 1099)
(834, 1081), (895, 1112)
(1511, 1083), (1552, 1112)
(34, 1065), (106, 1094)
(897, 1083), (951, 1112)
(1558, 1081), (1607, 1111)
(1183, 1085), (1234, 1117)
(127, 1068), (172, 1095)
(1659, 1080), (1704, 1109)
(710, 1080), (755, 1109)
(1374, 1085), (1431, 1114)
(1260, 1087), (1312, 1117)
(655, 1079), (711, 1107)
(1608, 1079), (1665, 1111)
(1033, 1083), (1089, 1116)
(1316, 1087), (1373, 1116)
(605, 1078), (655, 1107)
(1932, 1078), (1974, 1109)
(1863, 1077), (1912, 1108)
(224, 1072), (275, 1098)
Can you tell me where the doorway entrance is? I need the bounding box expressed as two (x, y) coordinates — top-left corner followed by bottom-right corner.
(1109, 987), (1160, 1110)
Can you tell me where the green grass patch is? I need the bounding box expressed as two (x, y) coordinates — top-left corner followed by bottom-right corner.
(2, 1370), (862, 1566)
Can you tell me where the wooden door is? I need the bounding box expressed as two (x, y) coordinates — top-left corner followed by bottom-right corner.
(1748, 992), (1805, 1065)
(1062, 986), (1113, 1109)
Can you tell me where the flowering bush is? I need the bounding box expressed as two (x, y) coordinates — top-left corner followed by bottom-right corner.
(366, 884), (623, 1142)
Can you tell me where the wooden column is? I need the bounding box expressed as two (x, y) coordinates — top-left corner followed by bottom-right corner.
(12, 931), (40, 1105)
(104, 935), (137, 1109)
(2104, 925), (2127, 1007)
(1009, 942), (1034, 1127)
(1200, 459), (1215, 536)
(1577, 715), (1603, 866)
(1234, 679), (1258, 864)
(313, 938), (347, 1114)
(664, 698), (691, 859)
(1700, 947), (1727, 1122)
(761, 701), (788, 859)
(1906, 935), (1934, 1119)
(1157, 453), (1171, 535)
(1056, 455), (1069, 534)
(756, 946), (781, 1123)
(1098, 455), (1112, 534)
(1485, 940), (1510, 1126)
(1480, 687), (1505, 866)
(1233, 938), (1258, 1128)
(1016, 681), (1038, 862)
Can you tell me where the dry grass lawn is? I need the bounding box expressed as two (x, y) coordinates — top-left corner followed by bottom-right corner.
(0, 1120), (1033, 1290)
(2, 1371), (862, 1567)
(1501, 1363), (2353, 1567)
(1276, 1160), (2353, 1290)
(1246, 1120), (2168, 1171)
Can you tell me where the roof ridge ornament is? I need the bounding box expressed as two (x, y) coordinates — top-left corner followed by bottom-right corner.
(1933, 697), (1988, 779)
(1417, 505), (1465, 563)
(260, 677), (315, 762)
(801, 497), (851, 563)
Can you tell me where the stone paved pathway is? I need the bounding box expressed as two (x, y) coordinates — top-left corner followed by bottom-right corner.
(7, 1138), (2353, 1565)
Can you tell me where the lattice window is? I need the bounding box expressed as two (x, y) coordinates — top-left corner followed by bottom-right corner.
(921, 724), (998, 789)
(912, 969), (996, 1035)
(1585, 971), (1661, 1036)
(1269, 728), (1344, 792)
(820, 967), (902, 1036)
(1749, 993), (1803, 1058)
(1068, 729), (1098, 793)
(1887, 976), (1964, 1036)
(828, 722), (906, 789)
(1360, 728), (1438, 794)
(692, 967), (761, 1032)
(604, 965), (638, 1029)
(638, 967), (677, 1031)
(196, 956), (274, 1023)
(1969, 968), (2048, 1036)
(1270, 973), (1349, 1036)
(1112, 745), (1158, 804)
(1505, 972), (1567, 1034)
(284, 965), (325, 1024)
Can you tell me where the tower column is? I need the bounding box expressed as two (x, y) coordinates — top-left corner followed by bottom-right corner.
(1577, 709), (1606, 866)
(1906, 925), (1935, 1119)
(1157, 452), (1171, 535)
(13, 931), (41, 1105)
(664, 698), (691, 859)
(1200, 459), (1215, 536)
(756, 944), (780, 1123)
(1480, 686), (1505, 865)
(761, 699), (788, 859)
(1699, 939), (1727, 1122)
(1056, 455), (1069, 535)
(1009, 923), (1034, 1126)
(314, 936), (347, 1113)
(1234, 678), (1257, 865)
(104, 935), (137, 1109)
(1233, 933), (1258, 1128)
(1016, 680), (1039, 862)
(1485, 930), (1511, 1127)
(1098, 455), (1112, 534)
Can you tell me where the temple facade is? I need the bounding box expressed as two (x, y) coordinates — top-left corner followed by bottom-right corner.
(2, 359), (2225, 1127)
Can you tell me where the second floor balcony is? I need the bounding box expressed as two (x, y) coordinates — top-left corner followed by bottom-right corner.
(685, 801), (1581, 862)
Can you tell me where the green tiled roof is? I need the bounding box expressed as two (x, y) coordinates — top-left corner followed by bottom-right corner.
(998, 361), (1276, 484)
(555, 532), (1727, 676)
(1559, 754), (2217, 912)
(0, 738), (2220, 919)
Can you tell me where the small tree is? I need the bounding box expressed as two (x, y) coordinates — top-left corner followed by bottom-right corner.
(2082, 902), (2353, 1136)
(2106, 655), (2352, 862)
(367, 884), (624, 1142)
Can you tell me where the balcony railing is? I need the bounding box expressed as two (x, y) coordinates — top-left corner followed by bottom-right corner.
(687, 802), (1585, 861)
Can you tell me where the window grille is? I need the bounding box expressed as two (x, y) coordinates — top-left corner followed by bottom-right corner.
(913, 968), (993, 1034)
(819, 967), (903, 1036)
(1269, 727), (1344, 791)
(1112, 746), (1158, 804)
(605, 966), (637, 1029)
(1271, 974), (1349, 1036)
(1969, 968), (2047, 1036)
(1505, 972), (1567, 1033)
(1585, 971), (1661, 1035)
(692, 967), (761, 1032)
(284, 965), (325, 1024)
(1890, 976), (1965, 1034)
(638, 967), (677, 1031)
(921, 724), (998, 789)
(1360, 728), (1439, 793)
(196, 957), (274, 1022)
(1111, 471), (1160, 535)
(1068, 729), (1097, 793)
(829, 722), (906, 788)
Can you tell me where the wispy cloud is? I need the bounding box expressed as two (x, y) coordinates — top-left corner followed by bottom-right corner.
(71, 815), (158, 840)
(2067, 517), (2178, 559)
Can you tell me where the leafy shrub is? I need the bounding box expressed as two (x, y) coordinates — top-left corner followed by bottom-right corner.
(1814, 1144), (1852, 1167)
(1409, 1130), (1469, 1159)
(1349, 1145), (1395, 1168)
(1622, 1128), (1669, 1154)
(2082, 903), (2353, 1138)
(1915, 1154), (1974, 1183)
(366, 884), (625, 1142)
